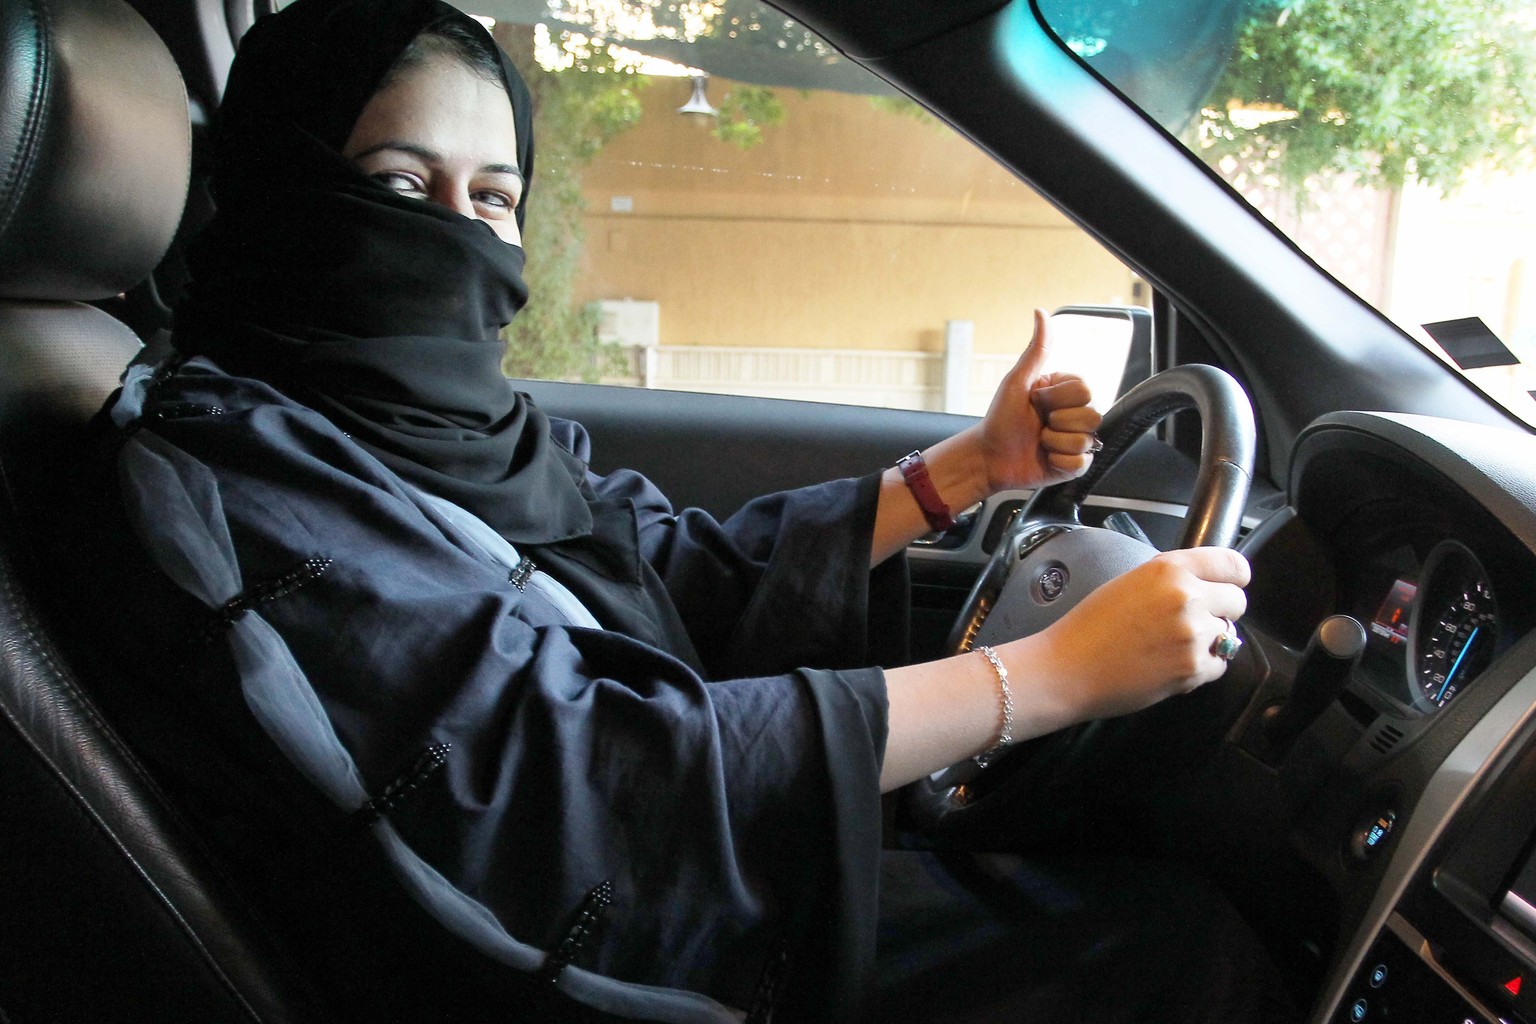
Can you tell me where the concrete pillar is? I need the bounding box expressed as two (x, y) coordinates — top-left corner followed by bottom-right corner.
(943, 319), (974, 414)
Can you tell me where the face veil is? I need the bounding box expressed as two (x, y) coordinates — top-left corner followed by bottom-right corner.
(172, 0), (596, 548)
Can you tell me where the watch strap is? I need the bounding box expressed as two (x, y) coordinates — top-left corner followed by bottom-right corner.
(896, 450), (958, 533)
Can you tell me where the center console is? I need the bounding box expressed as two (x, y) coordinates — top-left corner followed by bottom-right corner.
(1323, 667), (1536, 1024)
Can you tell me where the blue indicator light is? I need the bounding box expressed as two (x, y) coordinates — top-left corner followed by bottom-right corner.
(1362, 812), (1397, 851)
(1352, 997), (1368, 1021)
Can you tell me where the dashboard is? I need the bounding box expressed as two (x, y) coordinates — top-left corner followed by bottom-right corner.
(1245, 413), (1536, 753)
(902, 407), (1536, 1023)
(1235, 411), (1536, 1024)
(885, 406), (1536, 1020)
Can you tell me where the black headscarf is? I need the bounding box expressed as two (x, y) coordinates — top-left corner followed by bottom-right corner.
(172, 0), (594, 548)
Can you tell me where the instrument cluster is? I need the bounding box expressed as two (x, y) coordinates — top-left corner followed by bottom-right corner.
(1356, 538), (1507, 715)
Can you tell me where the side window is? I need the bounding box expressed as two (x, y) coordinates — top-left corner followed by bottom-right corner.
(492, 9), (1142, 414)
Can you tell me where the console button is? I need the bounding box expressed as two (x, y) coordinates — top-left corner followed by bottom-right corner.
(1351, 810), (1397, 861)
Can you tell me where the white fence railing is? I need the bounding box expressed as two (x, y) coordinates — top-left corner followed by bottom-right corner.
(604, 343), (1017, 415)
(593, 301), (1139, 414)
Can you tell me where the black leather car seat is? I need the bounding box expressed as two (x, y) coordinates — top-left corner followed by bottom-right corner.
(0, 3), (634, 1019)
(0, 0), (320, 1018)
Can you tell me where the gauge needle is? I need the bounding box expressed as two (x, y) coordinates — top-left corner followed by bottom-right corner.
(1438, 626), (1481, 703)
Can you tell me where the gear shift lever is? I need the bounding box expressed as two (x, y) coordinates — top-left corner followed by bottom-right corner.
(1262, 614), (1367, 752)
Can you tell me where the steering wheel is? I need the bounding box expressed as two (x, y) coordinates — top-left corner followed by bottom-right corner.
(902, 363), (1256, 842)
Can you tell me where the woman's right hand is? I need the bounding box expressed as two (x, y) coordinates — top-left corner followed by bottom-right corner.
(1007, 547), (1251, 734)
(880, 546), (1250, 791)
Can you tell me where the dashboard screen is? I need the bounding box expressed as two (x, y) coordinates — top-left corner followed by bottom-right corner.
(1370, 578), (1418, 649)
(1352, 544), (1422, 707)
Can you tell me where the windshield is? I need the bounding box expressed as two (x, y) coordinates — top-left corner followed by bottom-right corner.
(1035, 0), (1536, 424)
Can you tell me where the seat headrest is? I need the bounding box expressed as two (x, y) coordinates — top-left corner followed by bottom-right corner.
(0, 0), (190, 302)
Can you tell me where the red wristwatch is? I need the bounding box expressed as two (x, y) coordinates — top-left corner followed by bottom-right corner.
(896, 450), (957, 533)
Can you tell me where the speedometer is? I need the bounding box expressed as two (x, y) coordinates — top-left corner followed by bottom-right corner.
(1410, 541), (1500, 711)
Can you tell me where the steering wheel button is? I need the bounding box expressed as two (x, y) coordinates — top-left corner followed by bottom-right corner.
(1016, 525), (1067, 560)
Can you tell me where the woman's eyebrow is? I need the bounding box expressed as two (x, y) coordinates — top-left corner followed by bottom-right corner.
(351, 140), (436, 162)
(480, 162), (524, 185)
(352, 141), (523, 182)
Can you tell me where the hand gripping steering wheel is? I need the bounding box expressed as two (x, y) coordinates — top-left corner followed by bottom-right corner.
(902, 364), (1256, 841)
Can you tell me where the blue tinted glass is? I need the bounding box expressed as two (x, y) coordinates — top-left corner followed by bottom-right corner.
(1033, 0), (1265, 130)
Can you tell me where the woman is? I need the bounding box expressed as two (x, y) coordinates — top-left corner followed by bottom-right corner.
(80, 0), (1267, 1020)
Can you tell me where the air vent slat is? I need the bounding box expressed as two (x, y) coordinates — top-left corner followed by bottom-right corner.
(1369, 724), (1405, 754)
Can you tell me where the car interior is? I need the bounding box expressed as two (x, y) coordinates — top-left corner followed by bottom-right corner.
(4, 0), (1536, 1022)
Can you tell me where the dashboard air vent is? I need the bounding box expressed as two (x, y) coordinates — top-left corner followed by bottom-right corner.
(1369, 724), (1405, 755)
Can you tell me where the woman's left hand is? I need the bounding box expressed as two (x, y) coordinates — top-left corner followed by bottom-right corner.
(870, 308), (1104, 566)
(977, 307), (1102, 493)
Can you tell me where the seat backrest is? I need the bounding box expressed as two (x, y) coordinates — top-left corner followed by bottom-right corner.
(0, 1), (322, 1018)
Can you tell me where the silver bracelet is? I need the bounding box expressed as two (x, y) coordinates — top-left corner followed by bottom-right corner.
(974, 644), (1015, 768)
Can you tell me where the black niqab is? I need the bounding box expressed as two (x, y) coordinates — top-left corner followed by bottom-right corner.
(173, 0), (594, 548)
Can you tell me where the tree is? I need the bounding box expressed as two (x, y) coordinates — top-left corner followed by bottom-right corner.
(1197, 0), (1536, 192)
(495, 24), (646, 382)
(490, 7), (805, 379)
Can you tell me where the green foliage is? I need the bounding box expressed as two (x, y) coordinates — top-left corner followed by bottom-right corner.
(500, 175), (627, 382)
(530, 31), (650, 162)
(498, 26), (644, 381)
(867, 94), (938, 127)
(712, 84), (785, 148)
(490, 11), (802, 380)
(556, 0), (836, 61)
(1199, 0), (1536, 192)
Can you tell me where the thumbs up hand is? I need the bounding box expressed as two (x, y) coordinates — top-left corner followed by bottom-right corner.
(977, 308), (1104, 493)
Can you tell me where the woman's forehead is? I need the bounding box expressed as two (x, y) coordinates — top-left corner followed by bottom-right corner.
(347, 50), (520, 169)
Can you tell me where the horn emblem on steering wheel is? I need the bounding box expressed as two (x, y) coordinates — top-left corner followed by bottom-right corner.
(1036, 566), (1068, 603)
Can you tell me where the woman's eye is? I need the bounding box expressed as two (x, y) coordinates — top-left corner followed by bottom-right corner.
(372, 171), (426, 197)
(472, 190), (515, 213)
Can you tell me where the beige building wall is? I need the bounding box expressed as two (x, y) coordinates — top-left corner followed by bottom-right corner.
(575, 77), (1137, 358)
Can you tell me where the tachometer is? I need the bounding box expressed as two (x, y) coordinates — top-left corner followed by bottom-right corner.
(1410, 541), (1499, 711)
